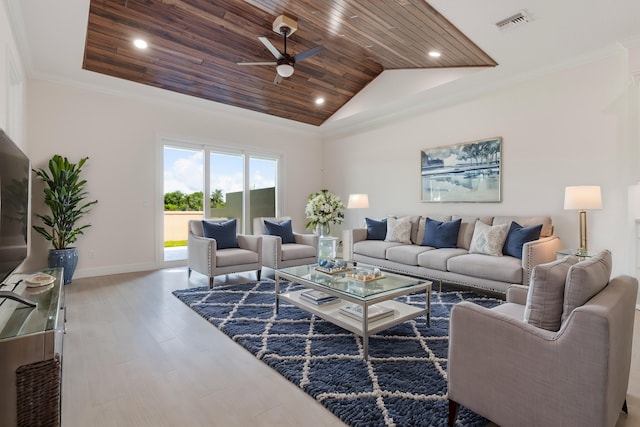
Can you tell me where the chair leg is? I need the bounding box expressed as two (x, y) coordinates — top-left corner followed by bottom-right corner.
(188, 267), (191, 278)
(257, 269), (262, 281)
(448, 400), (459, 427)
(623, 399), (628, 414)
(209, 277), (214, 289)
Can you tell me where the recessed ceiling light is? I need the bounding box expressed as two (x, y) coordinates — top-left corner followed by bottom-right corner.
(315, 97), (325, 105)
(428, 50), (441, 58)
(133, 39), (148, 49)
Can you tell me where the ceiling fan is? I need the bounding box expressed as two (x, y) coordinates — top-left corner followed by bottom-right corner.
(237, 15), (323, 84)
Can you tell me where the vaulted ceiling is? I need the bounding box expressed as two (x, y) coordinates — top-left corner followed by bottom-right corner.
(83, 0), (497, 126)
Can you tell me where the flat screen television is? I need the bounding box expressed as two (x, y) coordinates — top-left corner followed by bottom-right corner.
(0, 129), (30, 284)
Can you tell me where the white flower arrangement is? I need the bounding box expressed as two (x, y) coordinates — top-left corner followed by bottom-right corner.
(304, 189), (345, 232)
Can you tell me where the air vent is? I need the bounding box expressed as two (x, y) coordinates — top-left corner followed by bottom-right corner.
(495, 10), (531, 32)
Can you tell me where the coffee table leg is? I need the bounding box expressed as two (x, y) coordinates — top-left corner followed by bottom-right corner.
(363, 306), (369, 360)
(275, 275), (281, 314)
(426, 287), (431, 327)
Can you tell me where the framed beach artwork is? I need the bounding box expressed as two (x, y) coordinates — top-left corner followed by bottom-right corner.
(421, 137), (502, 202)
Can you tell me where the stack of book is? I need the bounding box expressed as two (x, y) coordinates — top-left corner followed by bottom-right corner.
(339, 304), (394, 321)
(300, 289), (338, 305)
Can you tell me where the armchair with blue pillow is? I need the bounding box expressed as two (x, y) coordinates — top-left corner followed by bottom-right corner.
(253, 217), (318, 269)
(188, 219), (262, 288)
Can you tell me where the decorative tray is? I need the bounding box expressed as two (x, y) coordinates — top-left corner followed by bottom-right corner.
(344, 268), (385, 282)
(315, 266), (352, 275)
(345, 273), (386, 282)
(315, 259), (351, 275)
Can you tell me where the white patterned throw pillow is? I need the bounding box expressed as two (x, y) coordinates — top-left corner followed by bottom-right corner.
(469, 220), (510, 256)
(385, 216), (412, 244)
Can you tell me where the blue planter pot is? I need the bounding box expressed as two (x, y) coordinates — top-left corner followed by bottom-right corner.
(48, 248), (78, 285)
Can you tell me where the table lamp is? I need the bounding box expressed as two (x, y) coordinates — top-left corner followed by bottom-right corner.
(564, 186), (602, 255)
(347, 194), (369, 227)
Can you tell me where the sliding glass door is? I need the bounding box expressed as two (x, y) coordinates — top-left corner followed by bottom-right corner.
(162, 140), (279, 262)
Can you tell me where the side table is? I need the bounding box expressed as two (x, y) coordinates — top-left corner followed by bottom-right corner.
(556, 248), (599, 261)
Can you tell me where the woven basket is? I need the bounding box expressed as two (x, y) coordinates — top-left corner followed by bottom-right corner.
(15, 355), (61, 427)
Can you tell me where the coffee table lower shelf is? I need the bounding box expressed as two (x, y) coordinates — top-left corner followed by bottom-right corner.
(279, 290), (428, 358)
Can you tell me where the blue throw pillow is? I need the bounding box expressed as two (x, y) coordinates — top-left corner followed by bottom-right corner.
(365, 217), (387, 240)
(503, 221), (543, 259)
(421, 218), (462, 248)
(201, 219), (239, 249)
(264, 219), (296, 244)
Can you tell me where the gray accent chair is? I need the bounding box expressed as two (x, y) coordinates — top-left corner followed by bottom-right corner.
(253, 216), (318, 269)
(447, 274), (638, 427)
(187, 219), (262, 288)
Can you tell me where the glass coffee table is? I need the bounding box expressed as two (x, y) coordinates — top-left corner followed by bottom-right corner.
(275, 264), (431, 359)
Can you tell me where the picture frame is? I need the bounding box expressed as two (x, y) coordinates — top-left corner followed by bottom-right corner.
(421, 137), (502, 202)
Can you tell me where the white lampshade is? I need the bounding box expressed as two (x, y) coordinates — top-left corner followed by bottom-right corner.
(564, 186), (602, 210)
(276, 63), (294, 77)
(347, 194), (369, 209)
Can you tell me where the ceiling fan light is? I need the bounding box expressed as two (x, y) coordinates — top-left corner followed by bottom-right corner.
(276, 63), (294, 77)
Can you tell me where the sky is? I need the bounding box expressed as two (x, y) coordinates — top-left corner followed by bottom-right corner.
(163, 146), (276, 196)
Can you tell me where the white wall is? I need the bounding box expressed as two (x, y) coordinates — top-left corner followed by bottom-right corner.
(0, 0), (27, 147)
(23, 80), (323, 278)
(324, 50), (637, 277)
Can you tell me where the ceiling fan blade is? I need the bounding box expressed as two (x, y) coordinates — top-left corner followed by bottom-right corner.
(258, 37), (283, 60)
(237, 61), (277, 66)
(294, 45), (323, 63)
(273, 73), (283, 84)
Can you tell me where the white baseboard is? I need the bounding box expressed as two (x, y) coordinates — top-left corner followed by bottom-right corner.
(636, 304), (640, 311)
(74, 262), (159, 279)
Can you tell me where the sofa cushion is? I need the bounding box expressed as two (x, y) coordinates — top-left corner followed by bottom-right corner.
(469, 221), (509, 256)
(524, 255), (579, 331)
(365, 217), (387, 240)
(417, 248), (468, 270)
(386, 244), (433, 266)
(561, 250), (612, 323)
(493, 216), (553, 238)
(421, 218), (462, 248)
(353, 240), (404, 259)
(202, 219), (239, 249)
(416, 215), (451, 245)
(452, 215), (493, 250)
(447, 253), (523, 283)
(503, 222), (543, 259)
(216, 247), (259, 267)
(281, 244), (317, 261)
(385, 216), (412, 244)
(264, 219), (296, 244)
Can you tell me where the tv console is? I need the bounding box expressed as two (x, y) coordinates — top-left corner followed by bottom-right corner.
(0, 268), (65, 426)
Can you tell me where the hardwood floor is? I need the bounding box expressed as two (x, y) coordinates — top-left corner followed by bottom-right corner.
(61, 268), (640, 426)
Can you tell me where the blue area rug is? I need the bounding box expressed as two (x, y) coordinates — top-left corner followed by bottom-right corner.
(172, 280), (502, 427)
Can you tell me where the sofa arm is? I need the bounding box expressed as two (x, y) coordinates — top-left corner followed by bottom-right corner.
(260, 235), (281, 269)
(342, 228), (367, 261)
(506, 284), (529, 305)
(521, 235), (562, 286)
(294, 232), (318, 248)
(188, 233), (218, 275)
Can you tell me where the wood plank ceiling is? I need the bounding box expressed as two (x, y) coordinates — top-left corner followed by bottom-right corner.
(83, 0), (497, 126)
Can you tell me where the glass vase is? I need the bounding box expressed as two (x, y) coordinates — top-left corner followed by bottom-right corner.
(316, 223), (330, 237)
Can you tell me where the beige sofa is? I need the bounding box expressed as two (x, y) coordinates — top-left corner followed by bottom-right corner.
(343, 215), (562, 294)
(448, 251), (638, 426)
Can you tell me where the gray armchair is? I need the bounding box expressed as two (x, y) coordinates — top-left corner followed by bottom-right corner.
(447, 265), (638, 427)
(188, 219), (262, 288)
(253, 216), (318, 269)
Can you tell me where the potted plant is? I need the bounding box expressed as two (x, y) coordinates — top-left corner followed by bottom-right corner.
(32, 155), (98, 284)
